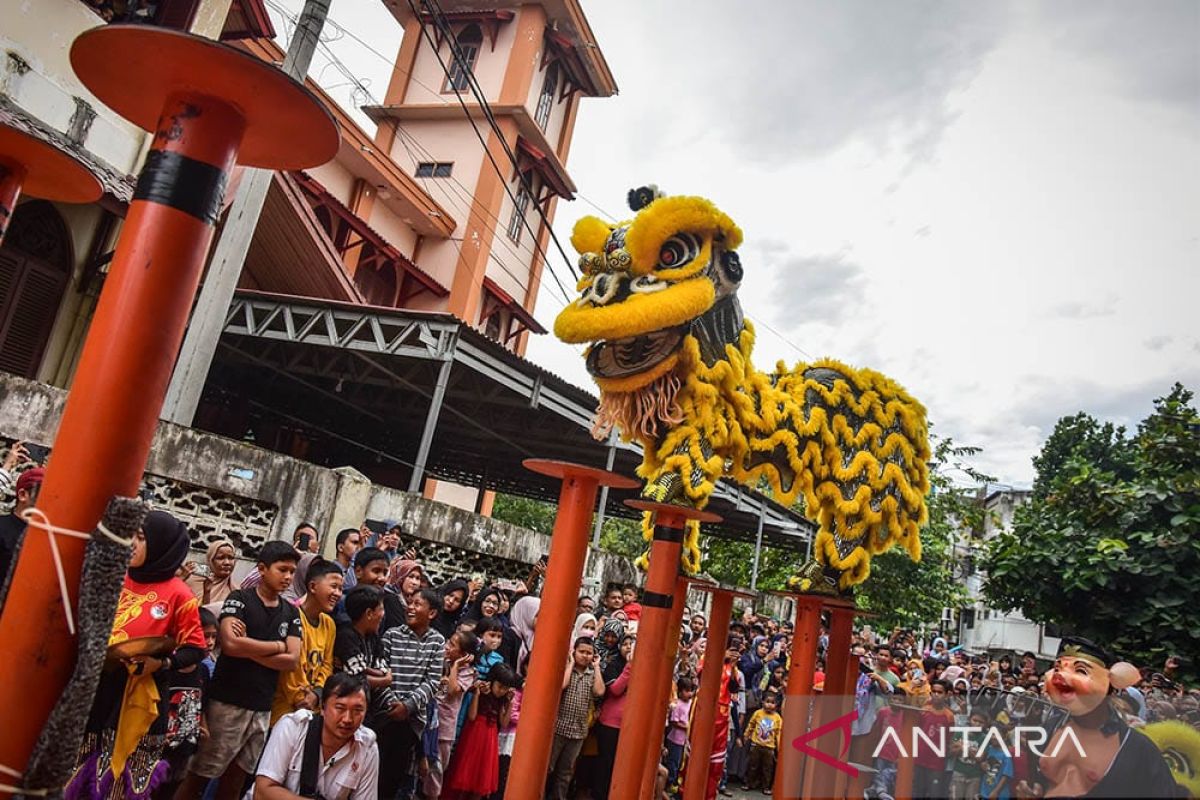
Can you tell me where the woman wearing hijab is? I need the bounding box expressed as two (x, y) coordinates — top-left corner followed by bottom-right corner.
(592, 632), (635, 800)
(594, 617), (624, 672)
(383, 558), (424, 630)
(67, 510), (207, 800)
(571, 612), (598, 644)
(432, 578), (469, 639)
(182, 539), (236, 608)
(504, 595), (540, 674)
(461, 584), (504, 626)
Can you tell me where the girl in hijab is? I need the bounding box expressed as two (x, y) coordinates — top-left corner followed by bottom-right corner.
(67, 510), (207, 800)
(432, 578), (469, 639)
(462, 585), (504, 626)
(595, 617), (625, 672)
(571, 612), (598, 644)
(182, 539), (236, 608)
(504, 595), (540, 674)
(383, 558), (423, 630)
(592, 633), (635, 800)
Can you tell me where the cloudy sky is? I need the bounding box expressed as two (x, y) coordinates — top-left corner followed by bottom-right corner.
(272, 0), (1199, 486)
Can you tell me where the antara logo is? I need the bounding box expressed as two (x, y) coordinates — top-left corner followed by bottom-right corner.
(872, 725), (1087, 760)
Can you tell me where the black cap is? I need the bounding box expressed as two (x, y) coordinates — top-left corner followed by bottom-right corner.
(1056, 636), (1114, 668)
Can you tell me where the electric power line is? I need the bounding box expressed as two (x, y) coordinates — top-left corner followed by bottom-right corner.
(262, 0), (572, 309)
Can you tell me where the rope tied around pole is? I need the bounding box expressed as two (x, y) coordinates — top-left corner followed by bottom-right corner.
(19, 507), (132, 637)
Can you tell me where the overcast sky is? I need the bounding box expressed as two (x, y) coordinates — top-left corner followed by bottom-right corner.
(273, 0), (1199, 487)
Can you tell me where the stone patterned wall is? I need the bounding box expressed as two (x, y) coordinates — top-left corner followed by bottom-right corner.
(1, 437), (277, 558)
(141, 473), (276, 557)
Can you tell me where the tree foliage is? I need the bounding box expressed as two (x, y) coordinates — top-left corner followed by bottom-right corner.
(982, 384), (1200, 682)
(489, 492), (646, 561)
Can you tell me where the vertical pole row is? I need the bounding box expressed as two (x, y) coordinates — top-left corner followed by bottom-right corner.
(505, 472), (600, 799)
(775, 595), (823, 797)
(0, 90), (245, 777)
(682, 589), (735, 800)
(609, 510), (688, 798)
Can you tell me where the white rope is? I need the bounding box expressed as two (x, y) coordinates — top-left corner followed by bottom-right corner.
(0, 763), (50, 796)
(19, 508), (133, 636)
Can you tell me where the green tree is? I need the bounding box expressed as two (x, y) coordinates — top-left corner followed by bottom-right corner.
(489, 492), (645, 559)
(490, 492), (555, 535)
(1031, 412), (1134, 500)
(982, 384), (1200, 683)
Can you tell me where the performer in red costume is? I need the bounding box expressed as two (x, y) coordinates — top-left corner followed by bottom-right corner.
(680, 635), (744, 799)
(1023, 636), (1182, 798)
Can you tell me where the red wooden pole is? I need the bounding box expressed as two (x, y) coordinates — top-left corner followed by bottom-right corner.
(506, 461), (636, 800)
(639, 575), (691, 797)
(0, 89), (247, 783)
(682, 590), (734, 800)
(894, 705), (918, 800)
(774, 594), (823, 798)
(803, 605), (855, 799)
(0, 26), (333, 792)
(610, 503), (719, 800)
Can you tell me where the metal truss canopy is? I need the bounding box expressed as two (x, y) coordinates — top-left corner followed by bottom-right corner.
(209, 291), (814, 548)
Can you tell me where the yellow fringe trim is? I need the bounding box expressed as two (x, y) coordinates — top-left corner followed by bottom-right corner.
(628, 322), (930, 587)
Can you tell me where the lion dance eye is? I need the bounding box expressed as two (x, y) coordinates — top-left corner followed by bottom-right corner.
(657, 233), (700, 270)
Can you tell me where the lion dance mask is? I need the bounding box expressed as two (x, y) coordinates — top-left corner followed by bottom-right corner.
(554, 186), (932, 591)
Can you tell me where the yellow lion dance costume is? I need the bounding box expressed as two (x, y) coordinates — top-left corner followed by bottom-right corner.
(554, 186), (932, 591)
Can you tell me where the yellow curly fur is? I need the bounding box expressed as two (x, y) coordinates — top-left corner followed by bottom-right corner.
(629, 324), (930, 589)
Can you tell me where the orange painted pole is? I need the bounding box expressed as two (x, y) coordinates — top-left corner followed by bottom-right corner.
(610, 503), (719, 800)
(0, 90), (247, 783)
(803, 604), (855, 799)
(774, 594), (823, 798)
(0, 27), (334, 793)
(0, 162), (25, 243)
(894, 706), (918, 800)
(682, 589), (734, 800)
(836, 643), (864, 799)
(506, 460), (637, 800)
(639, 575), (691, 797)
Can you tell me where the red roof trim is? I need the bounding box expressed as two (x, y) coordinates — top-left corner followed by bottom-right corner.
(221, 0), (276, 40)
(483, 276), (547, 335)
(292, 171), (448, 298)
(515, 137), (574, 201)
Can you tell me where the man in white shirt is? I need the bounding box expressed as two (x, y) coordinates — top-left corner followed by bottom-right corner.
(251, 673), (379, 800)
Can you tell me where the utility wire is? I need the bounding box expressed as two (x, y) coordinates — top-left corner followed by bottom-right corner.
(263, 0), (572, 309)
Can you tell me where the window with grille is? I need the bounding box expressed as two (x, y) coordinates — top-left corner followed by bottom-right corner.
(415, 162), (453, 178)
(444, 24), (482, 92)
(506, 185), (531, 244)
(535, 62), (559, 131)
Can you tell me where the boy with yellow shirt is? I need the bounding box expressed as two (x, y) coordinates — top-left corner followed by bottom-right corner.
(740, 690), (783, 792)
(271, 558), (343, 723)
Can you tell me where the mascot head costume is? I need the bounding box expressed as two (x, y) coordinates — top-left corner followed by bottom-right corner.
(556, 187), (932, 590)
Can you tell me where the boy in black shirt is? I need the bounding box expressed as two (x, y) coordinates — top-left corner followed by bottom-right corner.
(174, 541), (301, 800)
(333, 584), (395, 723)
